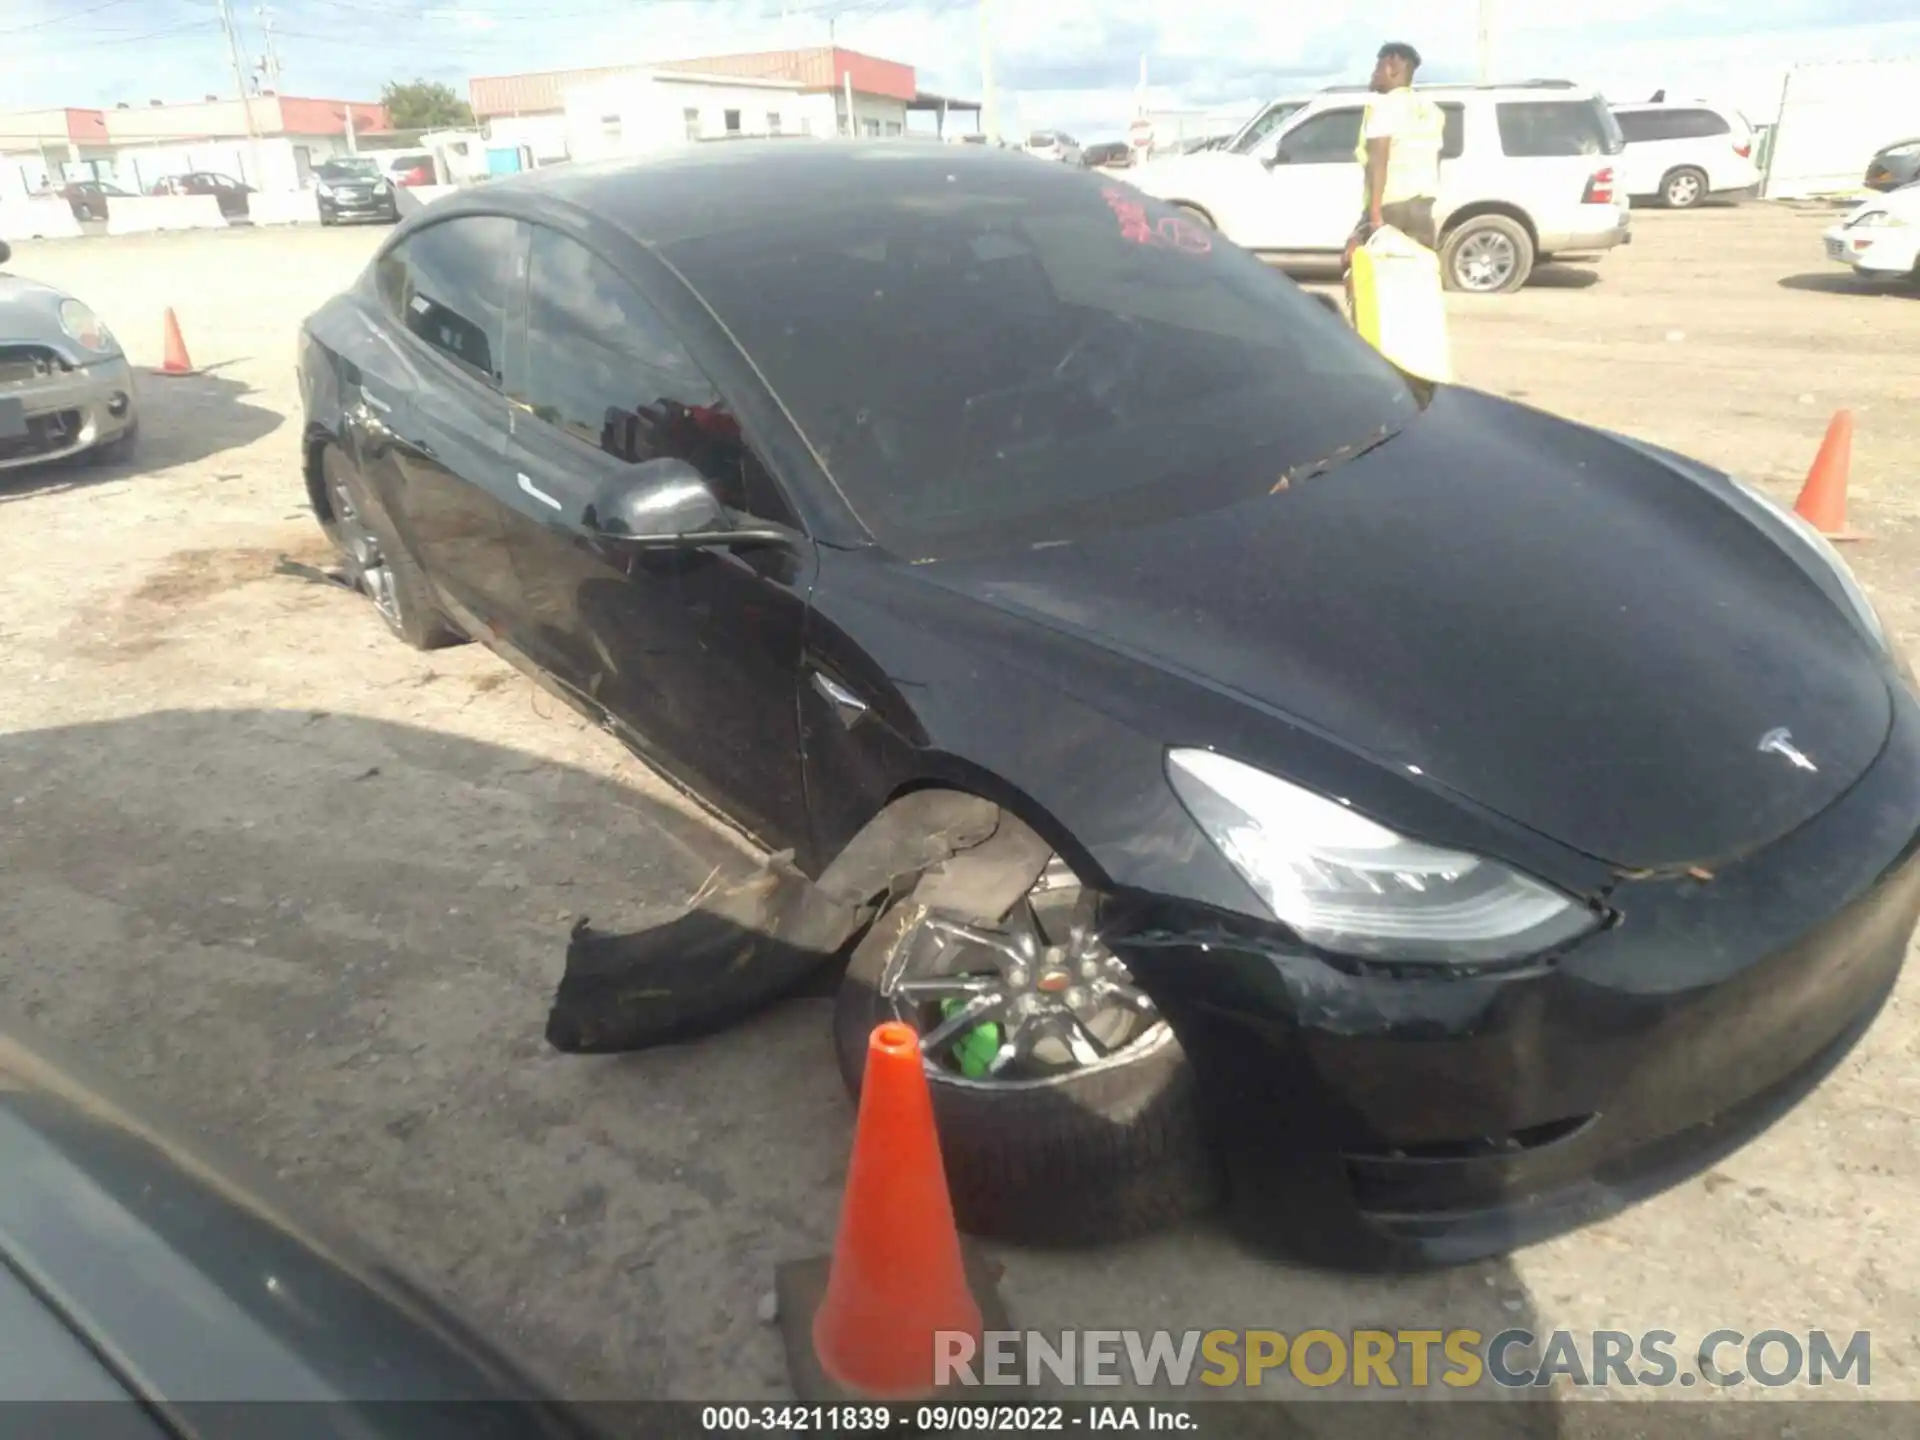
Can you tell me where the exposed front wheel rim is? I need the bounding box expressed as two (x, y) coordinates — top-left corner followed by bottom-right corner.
(876, 869), (1169, 1091)
(328, 471), (401, 628)
(1453, 231), (1518, 291)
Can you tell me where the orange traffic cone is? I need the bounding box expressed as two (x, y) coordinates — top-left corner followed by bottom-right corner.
(809, 1022), (985, 1398)
(156, 308), (195, 376)
(1794, 409), (1861, 541)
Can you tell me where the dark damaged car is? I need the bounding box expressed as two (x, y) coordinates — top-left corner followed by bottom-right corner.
(294, 142), (1920, 1269)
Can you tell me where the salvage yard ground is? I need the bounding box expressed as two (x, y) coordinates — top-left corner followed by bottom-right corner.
(1, 205), (1917, 1425)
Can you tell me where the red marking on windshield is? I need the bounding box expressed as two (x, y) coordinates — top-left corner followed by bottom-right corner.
(1101, 187), (1213, 256)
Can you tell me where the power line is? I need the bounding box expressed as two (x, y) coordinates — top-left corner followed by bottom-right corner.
(0, 0), (144, 37)
(39, 20), (222, 49)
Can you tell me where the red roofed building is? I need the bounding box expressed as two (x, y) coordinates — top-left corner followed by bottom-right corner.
(470, 48), (976, 163)
(2, 95), (389, 199)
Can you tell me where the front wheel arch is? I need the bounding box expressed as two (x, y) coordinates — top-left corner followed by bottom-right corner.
(828, 802), (1222, 1245)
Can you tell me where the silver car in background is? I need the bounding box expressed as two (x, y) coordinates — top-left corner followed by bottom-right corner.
(1023, 130), (1084, 165)
(0, 238), (139, 471)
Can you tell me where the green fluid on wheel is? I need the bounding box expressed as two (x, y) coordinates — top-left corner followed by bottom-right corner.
(939, 998), (1002, 1079)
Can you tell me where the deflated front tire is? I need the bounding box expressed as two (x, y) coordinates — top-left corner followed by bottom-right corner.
(831, 822), (1221, 1245)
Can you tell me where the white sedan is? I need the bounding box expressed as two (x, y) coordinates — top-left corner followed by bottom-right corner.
(1824, 182), (1920, 281)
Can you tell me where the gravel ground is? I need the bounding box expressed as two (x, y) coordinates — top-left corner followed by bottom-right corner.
(1, 203), (1916, 1423)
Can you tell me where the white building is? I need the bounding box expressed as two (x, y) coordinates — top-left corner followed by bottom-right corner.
(562, 70), (839, 162)
(0, 94), (388, 201)
(473, 47), (976, 166)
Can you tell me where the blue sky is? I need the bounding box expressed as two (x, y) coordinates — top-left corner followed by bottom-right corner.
(7, 0), (1920, 143)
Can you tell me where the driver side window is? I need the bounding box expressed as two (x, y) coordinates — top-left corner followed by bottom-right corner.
(513, 226), (797, 527)
(1277, 109), (1365, 165)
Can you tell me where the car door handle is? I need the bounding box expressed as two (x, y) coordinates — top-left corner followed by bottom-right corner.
(517, 472), (563, 511)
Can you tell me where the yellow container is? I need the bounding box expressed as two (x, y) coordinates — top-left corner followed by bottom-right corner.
(1350, 225), (1452, 383)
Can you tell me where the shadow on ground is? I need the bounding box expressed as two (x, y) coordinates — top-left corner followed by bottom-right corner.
(0, 368), (283, 505)
(0, 709), (1560, 1421)
(1777, 271), (1920, 298)
(1525, 266), (1602, 291)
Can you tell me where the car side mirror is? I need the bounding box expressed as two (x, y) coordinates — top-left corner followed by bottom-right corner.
(0, 240), (10, 266)
(1263, 148), (1290, 170)
(585, 457), (789, 549)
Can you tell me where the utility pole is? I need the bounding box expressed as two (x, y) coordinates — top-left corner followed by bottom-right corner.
(1476, 0), (1493, 84)
(216, 0), (266, 185)
(978, 0), (999, 144)
(256, 6), (283, 92)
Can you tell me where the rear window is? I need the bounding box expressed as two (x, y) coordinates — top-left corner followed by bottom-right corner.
(1497, 99), (1622, 157)
(662, 161), (1421, 553)
(1616, 108), (1733, 143)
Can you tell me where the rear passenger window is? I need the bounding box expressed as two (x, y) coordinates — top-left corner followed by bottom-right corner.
(1616, 109), (1732, 143)
(1439, 103), (1465, 160)
(1615, 111), (1660, 143)
(1671, 109), (1731, 138)
(1497, 101), (1613, 157)
(375, 216), (518, 387)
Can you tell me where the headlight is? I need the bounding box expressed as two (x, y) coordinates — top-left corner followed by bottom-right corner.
(58, 298), (113, 352)
(1166, 749), (1600, 966)
(374, 179), (391, 192)
(1883, 142), (1920, 159)
(316, 182), (335, 198)
(1847, 209), (1905, 228)
(1730, 478), (1886, 651)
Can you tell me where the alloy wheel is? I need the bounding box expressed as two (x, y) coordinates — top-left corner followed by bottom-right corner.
(876, 865), (1168, 1088)
(1666, 172), (1703, 207)
(328, 469), (402, 628)
(1453, 230), (1518, 292)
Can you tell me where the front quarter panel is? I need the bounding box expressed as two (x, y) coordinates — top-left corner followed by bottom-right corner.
(800, 546), (1261, 915)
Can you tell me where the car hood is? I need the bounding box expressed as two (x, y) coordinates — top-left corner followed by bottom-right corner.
(0, 275), (81, 348)
(913, 388), (1892, 871)
(1127, 150), (1264, 194)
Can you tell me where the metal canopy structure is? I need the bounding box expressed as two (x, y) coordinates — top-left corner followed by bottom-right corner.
(908, 90), (983, 136)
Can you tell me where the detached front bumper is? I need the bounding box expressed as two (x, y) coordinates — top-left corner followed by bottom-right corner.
(1112, 680), (1920, 1270)
(0, 351), (137, 471)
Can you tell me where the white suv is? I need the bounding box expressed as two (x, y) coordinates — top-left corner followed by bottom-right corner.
(1125, 81), (1632, 294)
(1609, 101), (1759, 209)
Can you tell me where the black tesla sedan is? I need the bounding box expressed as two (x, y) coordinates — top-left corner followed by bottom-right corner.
(297, 141), (1920, 1269)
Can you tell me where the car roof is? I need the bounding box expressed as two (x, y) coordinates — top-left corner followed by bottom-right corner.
(456, 139), (1093, 248)
(1611, 100), (1737, 113)
(1318, 79), (1600, 98)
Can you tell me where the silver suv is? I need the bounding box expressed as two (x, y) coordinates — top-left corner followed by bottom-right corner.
(1023, 131), (1084, 166)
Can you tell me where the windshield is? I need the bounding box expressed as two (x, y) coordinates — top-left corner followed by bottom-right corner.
(663, 163), (1420, 553)
(1231, 102), (1305, 154)
(317, 159), (380, 181)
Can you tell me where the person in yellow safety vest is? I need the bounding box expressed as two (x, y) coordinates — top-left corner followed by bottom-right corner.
(1348, 42), (1445, 257)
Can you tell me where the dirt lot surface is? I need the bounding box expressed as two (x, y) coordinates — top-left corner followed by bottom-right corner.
(2, 205), (1917, 1423)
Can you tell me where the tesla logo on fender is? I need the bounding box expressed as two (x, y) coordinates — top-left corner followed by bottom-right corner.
(1758, 727), (1818, 773)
